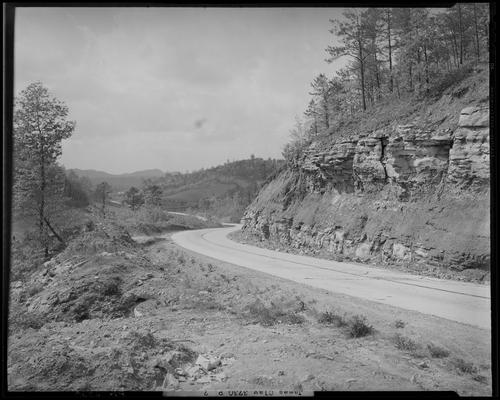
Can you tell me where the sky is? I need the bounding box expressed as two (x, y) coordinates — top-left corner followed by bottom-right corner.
(14, 7), (347, 174)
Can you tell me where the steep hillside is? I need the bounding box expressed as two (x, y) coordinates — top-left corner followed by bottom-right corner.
(70, 169), (164, 191)
(241, 65), (490, 278)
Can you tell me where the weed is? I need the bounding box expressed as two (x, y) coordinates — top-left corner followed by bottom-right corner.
(207, 263), (215, 272)
(128, 331), (157, 350)
(318, 311), (348, 327)
(295, 299), (306, 312)
(249, 375), (274, 386)
(177, 254), (185, 265)
(393, 334), (419, 352)
(394, 319), (406, 329)
(451, 358), (478, 375)
(348, 315), (374, 338)
(427, 343), (450, 358)
(472, 374), (487, 384)
(245, 299), (305, 327)
(286, 313), (306, 325)
(103, 280), (121, 296)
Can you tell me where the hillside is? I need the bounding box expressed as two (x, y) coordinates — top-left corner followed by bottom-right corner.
(70, 168), (165, 191)
(155, 158), (284, 220)
(240, 64), (490, 279)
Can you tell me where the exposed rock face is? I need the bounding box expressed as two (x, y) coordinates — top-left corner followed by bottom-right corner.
(448, 106), (490, 187)
(242, 104), (490, 272)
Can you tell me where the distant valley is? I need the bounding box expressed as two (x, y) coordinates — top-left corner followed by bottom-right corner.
(69, 168), (165, 191)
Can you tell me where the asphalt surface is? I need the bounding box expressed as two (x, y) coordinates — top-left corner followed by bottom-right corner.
(171, 224), (491, 329)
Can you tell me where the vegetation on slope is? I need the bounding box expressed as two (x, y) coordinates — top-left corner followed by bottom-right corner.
(288, 5), (489, 152)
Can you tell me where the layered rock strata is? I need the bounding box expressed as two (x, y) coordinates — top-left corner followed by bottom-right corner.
(242, 105), (490, 272)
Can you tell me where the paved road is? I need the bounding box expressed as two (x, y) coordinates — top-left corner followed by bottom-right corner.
(171, 225), (491, 329)
(168, 211), (208, 222)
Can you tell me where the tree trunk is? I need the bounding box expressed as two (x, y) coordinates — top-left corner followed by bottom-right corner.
(102, 192), (106, 217)
(44, 217), (65, 245)
(387, 10), (393, 93)
(373, 46), (381, 100)
(451, 32), (460, 68)
(423, 43), (429, 89)
(323, 95), (329, 129)
(458, 4), (464, 64)
(40, 146), (49, 258)
(416, 23), (421, 86)
(473, 3), (481, 62)
(358, 39), (367, 111)
(408, 63), (413, 91)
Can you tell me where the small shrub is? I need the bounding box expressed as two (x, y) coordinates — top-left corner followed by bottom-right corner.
(394, 334), (418, 352)
(451, 358), (478, 375)
(102, 280), (121, 296)
(285, 313), (305, 325)
(348, 315), (374, 338)
(318, 311), (347, 327)
(472, 374), (487, 383)
(177, 254), (185, 265)
(394, 319), (406, 329)
(129, 331), (157, 350)
(427, 343), (450, 358)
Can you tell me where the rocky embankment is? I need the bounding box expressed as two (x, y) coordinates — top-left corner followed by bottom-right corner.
(241, 68), (490, 277)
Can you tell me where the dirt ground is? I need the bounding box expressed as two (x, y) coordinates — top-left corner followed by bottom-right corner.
(8, 228), (491, 395)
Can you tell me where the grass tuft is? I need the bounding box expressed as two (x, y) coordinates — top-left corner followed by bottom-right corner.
(245, 299), (305, 327)
(394, 319), (406, 329)
(394, 334), (418, 352)
(318, 311), (348, 327)
(427, 343), (450, 358)
(451, 358), (478, 375)
(347, 315), (374, 338)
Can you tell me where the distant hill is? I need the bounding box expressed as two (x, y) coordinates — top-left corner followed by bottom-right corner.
(70, 168), (164, 191)
(70, 158), (285, 221)
(155, 157), (285, 219)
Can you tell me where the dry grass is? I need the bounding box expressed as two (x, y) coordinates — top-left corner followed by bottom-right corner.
(244, 299), (305, 327)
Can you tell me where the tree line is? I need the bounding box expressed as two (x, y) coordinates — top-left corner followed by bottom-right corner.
(298, 5), (489, 140)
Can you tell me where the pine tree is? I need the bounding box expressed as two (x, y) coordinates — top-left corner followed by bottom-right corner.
(326, 9), (369, 110)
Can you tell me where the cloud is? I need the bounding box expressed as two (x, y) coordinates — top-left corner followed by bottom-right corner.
(14, 7), (346, 173)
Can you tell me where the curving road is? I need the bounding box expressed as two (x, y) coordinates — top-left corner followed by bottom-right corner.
(171, 225), (491, 329)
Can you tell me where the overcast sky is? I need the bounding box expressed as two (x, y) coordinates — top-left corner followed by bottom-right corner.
(14, 7), (346, 174)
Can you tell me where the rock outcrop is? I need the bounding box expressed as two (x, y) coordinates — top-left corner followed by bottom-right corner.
(242, 75), (490, 274)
